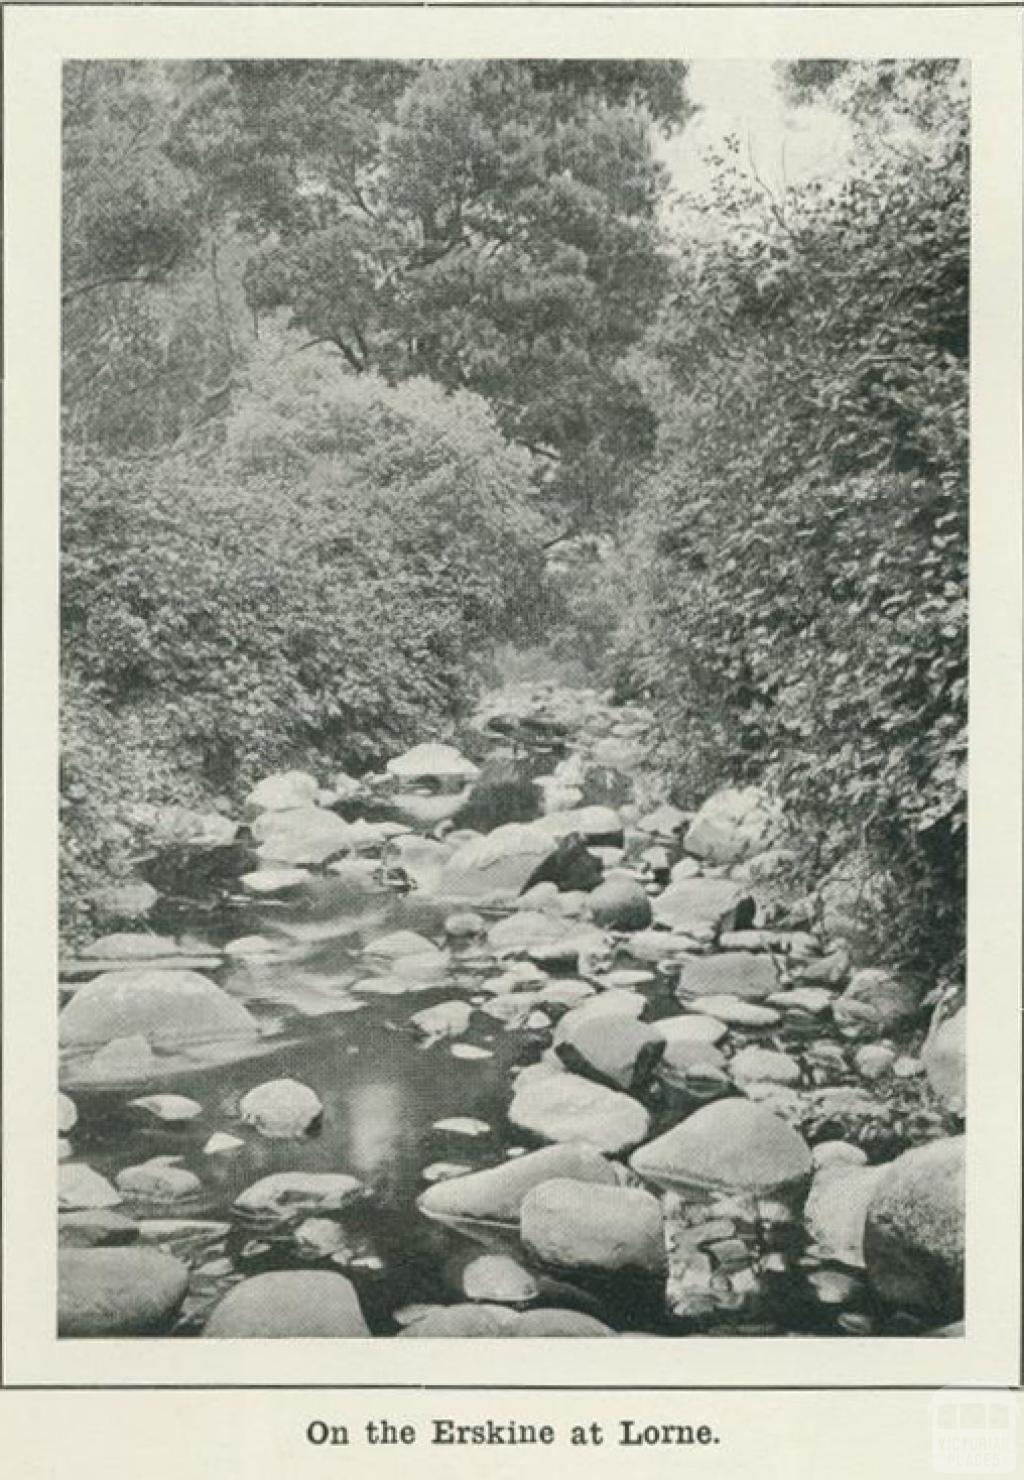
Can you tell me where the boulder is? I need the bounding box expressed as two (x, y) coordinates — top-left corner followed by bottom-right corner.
(552, 991), (646, 1045)
(586, 877), (653, 932)
(833, 969), (921, 1037)
(128, 1094), (202, 1123)
(656, 1015), (729, 1047)
(437, 822), (598, 904)
(730, 1047), (802, 1089)
(812, 1141), (868, 1172)
(366, 930), (443, 961)
(233, 1172), (365, 1225)
(683, 787), (780, 865)
(88, 882), (159, 924)
(239, 1079), (323, 1138)
(623, 929), (691, 964)
(146, 805), (238, 849)
(386, 743), (480, 784)
(59, 1248), (190, 1336)
(793, 947), (851, 989)
(59, 1210), (140, 1248)
(922, 1008), (966, 1115)
(462, 1255), (539, 1305)
(244, 770), (319, 818)
(693, 996), (781, 1028)
(676, 952), (778, 1003)
(863, 1137), (965, 1323)
(555, 1016), (664, 1093)
(59, 1163), (122, 1211)
(80, 933), (187, 962)
(69, 1034), (160, 1085)
(652, 878), (753, 936)
(115, 1156), (202, 1203)
(444, 911), (486, 939)
(240, 868), (309, 896)
(203, 1132), (245, 1155)
(203, 1271), (370, 1338)
(508, 1072), (650, 1155)
(59, 969), (260, 1054)
(252, 806), (353, 867)
(488, 911), (571, 956)
(520, 1180), (666, 1274)
(410, 1000), (473, 1039)
(855, 1044), (897, 1081)
(418, 1142), (620, 1228)
(804, 1164), (886, 1268)
(630, 1098), (812, 1196)
(766, 988), (833, 1016)
(657, 1037), (727, 1082)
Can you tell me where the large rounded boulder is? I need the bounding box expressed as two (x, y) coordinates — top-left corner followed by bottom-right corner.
(202, 1271), (370, 1338)
(863, 1137), (965, 1323)
(59, 1247), (190, 1335)
(520, 1180), (666, 1274)
(508, 1072), (651, 1155)
(922, 1008), (966, 1115)
(59, 969), (260, 1054)
(417, 1142), (621, 1229)
(683, 786), (780, 865)
(630, 1098), (812, 1197)
(586, 877), (652, 932)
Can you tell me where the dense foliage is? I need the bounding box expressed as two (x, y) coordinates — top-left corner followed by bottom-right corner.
(61, 59), (969, 986)
(630, 63), (968, 979)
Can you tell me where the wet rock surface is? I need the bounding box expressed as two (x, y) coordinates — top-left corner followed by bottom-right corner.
(58, 681), (961, 1338)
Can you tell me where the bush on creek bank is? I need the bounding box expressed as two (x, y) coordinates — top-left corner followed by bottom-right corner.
(61, 369), (546, 939)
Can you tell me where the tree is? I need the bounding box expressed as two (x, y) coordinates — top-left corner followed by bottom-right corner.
(228, 59), (692, 532)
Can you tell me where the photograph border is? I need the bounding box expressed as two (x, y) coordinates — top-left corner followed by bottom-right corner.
(2, 0), (1021, 1396)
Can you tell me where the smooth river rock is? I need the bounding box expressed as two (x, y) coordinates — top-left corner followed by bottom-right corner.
(922, 1008), (966, 1115)
(863, 1137), (965, 1323)
(417, 1142), (621, 1227)
(203, 1271), (370, 1338)
(630, 1098), (812, 1197)
(508, 1072), (650, 1155)
(683, 786), (780, 865)
(586, 877), (653, 932)
(555, 1016), (664, 1093)
(59, 968), (260, 1054)
(239, 1078), (323, 1139)
(676, 952), (779, 1003)
(520, 1179), (666, 1274)
(59, 1247), (190, 1335)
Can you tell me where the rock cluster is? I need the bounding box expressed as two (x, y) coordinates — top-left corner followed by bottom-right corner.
(58, 679), (962, 1338)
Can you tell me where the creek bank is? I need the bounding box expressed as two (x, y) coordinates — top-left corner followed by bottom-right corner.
(58, 679), (961, 1337)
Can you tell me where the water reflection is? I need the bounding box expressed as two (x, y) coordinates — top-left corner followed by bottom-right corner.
(344, 1080), (408, 1183)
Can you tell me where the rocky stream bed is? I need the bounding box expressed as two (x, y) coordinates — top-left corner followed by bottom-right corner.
(57, 682), (966, 1340)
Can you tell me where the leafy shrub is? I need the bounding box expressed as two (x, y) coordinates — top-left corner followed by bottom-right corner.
(631, 72), (968, 981)
(61, 368), (544, 925)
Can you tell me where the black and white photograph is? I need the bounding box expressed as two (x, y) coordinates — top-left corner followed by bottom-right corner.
(3, 10), (1022, 1459)
(51, 49), (976, 1345)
